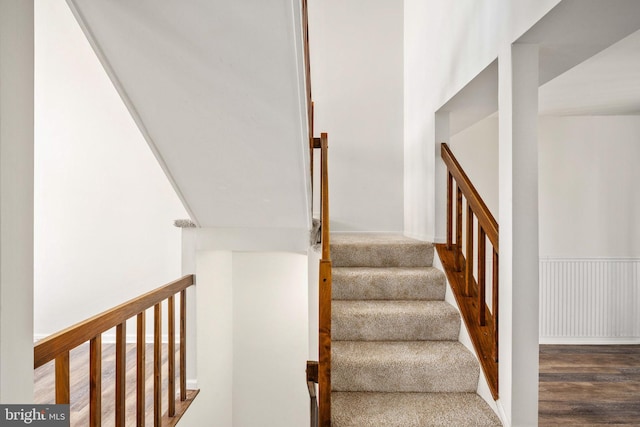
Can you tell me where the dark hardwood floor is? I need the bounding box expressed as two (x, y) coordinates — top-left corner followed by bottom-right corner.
(35, 342), (639, 425)
(539, 345), (640, 426)
(35, 342), (179, 427)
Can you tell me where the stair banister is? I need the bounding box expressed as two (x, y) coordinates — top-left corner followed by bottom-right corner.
(436, 142), (500, 400)
(301, 1), (331, 423)
(34, 275), (198, 426)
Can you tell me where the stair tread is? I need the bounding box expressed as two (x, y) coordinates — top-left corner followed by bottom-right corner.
(332, 341), (479, 393)
(332, 300), (459, 341)
(332, 392), (501, 426)
(331, 233), (434, 246)
(333, 266), (446, 300)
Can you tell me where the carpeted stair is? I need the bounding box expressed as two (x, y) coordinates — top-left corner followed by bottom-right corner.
(330, 233), (501, 426)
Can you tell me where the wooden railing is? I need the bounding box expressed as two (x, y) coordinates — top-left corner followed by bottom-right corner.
(435, 143), (499, 400)
(34, 275), (198, 426)
(301, 2), (331, 424)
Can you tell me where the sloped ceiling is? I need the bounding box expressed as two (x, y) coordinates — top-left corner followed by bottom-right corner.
(67, 0), (310, 229)
(441, 0), (640, 136)
(539, 28), (640, 115)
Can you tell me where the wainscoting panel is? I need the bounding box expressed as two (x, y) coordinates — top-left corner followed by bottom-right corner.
(539, 258), (640, 344)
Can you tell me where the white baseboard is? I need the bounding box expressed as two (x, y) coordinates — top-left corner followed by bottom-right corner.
(186, 379), (198, 390)
(331, 230), (404, 235)
(403, 231), (434, 242)
(495, 400), (509, 427)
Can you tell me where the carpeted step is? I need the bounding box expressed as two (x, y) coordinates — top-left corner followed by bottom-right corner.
(331, 234), (434, 267)
(332, 392), (501, 427)
(332, 341), (479, 393)
(332, 300), (460, 341)
(333, 267), (446, 300)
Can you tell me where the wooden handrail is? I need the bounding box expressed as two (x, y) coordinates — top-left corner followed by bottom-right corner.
(34, 275), (193, 368)
(302, 4), (330, 423)
(441, 143), (498, 250)
(437, 143), (499, 400)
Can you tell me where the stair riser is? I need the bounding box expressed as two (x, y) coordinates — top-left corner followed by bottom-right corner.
(332, 393), (502, 427)
(332, 308), (460, 341)
(331, 244), (434, 268)
(332, 342), (479, 393)
(332, 361), (478, 393)
(333, 268), (446, 300)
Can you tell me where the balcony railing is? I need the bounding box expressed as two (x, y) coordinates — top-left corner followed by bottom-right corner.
(34, 275), (198, 426)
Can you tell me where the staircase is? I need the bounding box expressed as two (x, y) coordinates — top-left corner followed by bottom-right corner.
(330, 234), (501, 426)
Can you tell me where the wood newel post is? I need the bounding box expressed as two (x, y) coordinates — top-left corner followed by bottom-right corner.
(318, 259), (332, 427)
(477, 228), (487, 326)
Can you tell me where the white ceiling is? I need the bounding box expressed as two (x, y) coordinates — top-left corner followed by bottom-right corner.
(67, 0), (311, 229)
(539, 28), (640, 115)
(441, 0), (640, 135)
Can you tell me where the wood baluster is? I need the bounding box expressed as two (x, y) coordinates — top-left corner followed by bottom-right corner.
(137, 312), (146, 427)
(455, 185), (463, 272)
(180, 289), (187, 401)
(168, 295), (176, 417)
(446, 171), (453, 249)
(115, 322), (126, 427)
(477, 228), (487, 326)
(465, 205), (474, 296)
(154, 303), (162, 427)
(90, 335), (102, 427)
(55, 352), (70, 404)
(493, 249), (499, 363)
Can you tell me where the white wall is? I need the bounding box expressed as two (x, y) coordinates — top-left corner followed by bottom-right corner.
(538, 115), (640, 344)
(404, 0), (560, 242)
(232, 253), (308, 427)
(180, 250), (309, 427)
(449, 115), (640, 258)
(309, 0), (404, 232)
(34, 0), (188, 338)
(450, 116), (499, 217)
(0, 0), (35, 403)
(539, 116), (640, 257)
(404, 2), (561, 425)
(445, 114), (640, 345)
(180, 251), (233, 427)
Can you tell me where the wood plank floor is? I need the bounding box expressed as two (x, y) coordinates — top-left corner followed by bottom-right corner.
(35, 342), (180, 426)
(539, 345), (640, 426)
